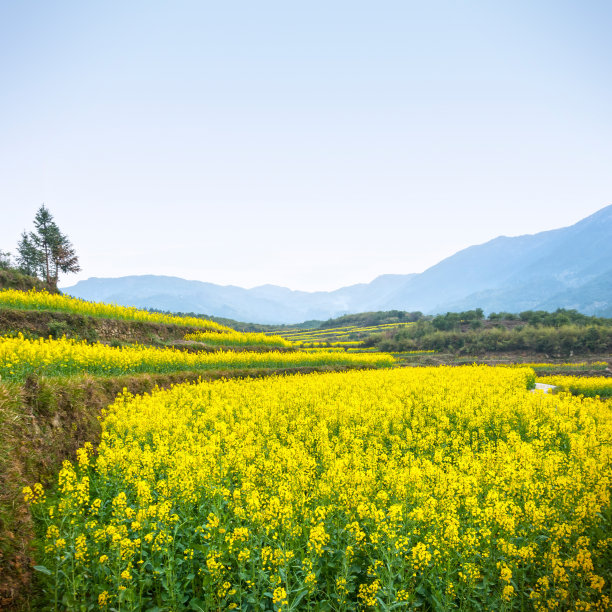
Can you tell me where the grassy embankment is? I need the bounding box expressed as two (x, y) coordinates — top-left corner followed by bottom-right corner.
(0, 269), (51, 294)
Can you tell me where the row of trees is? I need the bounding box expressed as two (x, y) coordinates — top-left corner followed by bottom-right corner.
(427, 308), (611, 332)
(367, 322), (612, 356)
(2, 205), (80, 289)
(319, 310), (424, 329)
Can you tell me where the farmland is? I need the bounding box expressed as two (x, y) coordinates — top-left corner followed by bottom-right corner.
(1, 287), (611, 610)
(0, 289), (394, 609)
(537, 375), (612, 398)
(26, 366), (612, 610)
(0, 289), (232, 332)
(270, 322), (416, 348)
(0, 334), (391, 382)
(184, 331), (293, 349)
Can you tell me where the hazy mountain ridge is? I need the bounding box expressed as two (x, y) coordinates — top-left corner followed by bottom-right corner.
(63, 206), (612, 323)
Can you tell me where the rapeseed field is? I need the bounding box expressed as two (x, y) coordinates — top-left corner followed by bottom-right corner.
(26, 366), (611, 610)
(537, 375), (612, 398)
(0, 289), (231, 332)
(0, 334), (391, 381)
(184, 330), (293, 348)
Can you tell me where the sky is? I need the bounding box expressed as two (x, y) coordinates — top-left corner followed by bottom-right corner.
(1, 1), (611, 292)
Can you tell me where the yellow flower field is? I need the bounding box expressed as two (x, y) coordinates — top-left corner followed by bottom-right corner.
(0, 289), (231, 332)
(524, 362), (608, 370)
(0, 334), (392, 381)
(538, 375), (612, 398)
(27, 366), (611, 610)
(184, 330), (293, 348)
(274, 322), (415, 344)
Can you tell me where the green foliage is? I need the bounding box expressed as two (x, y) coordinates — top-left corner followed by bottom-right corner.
(47, 319), (70, 339)
(16, 205), (80, 289)
(0, 267), (52, 292)
(44, 317), (100, 343)
(431, 309), (484, 331)
(367, 320), (612, 356)
(488, 311), (519, 321)
(0, 250), (12, 270)
(16, 231), (42, 277)
(518, 308), (611, 327)
(319, 310), (424, 330)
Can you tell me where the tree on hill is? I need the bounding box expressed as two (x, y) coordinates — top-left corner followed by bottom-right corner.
(0, 250), (12, 269)
(16, 205), (80, 289)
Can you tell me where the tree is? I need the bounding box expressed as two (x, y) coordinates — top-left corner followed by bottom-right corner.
(16, 205), (81, 288)
(0, 250), (12, 270)
(16, 232), (42, 276)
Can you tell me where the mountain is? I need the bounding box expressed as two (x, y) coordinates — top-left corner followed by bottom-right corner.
(381, 204), (612, 315)
(59, 274), (416, 324)
(62, 205), (612, 323)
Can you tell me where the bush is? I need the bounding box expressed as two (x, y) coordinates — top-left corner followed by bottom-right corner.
(47, 320), (70, 339)
(368, 320), (612, 356)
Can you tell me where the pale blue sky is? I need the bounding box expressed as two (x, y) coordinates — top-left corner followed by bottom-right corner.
(1, 1), (611, 291)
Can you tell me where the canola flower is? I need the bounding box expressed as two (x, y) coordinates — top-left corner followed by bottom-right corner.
(0, 289), (231, 332)
(521, 362), (608, 370)
(293, 341), (364, 349)
(299, 347), (346, 353)
(0, 334), (392, 381)
(392, 350), (437, 355)
(27, 366), (611, 610)
(538, 375), (612, 398)
(293, 341), (326, 348)
(184, 330), (293, 348)
(268, 324), (359, 337)
(275, 322), (415, 343)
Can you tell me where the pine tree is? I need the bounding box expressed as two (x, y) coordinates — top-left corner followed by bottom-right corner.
(17, 205), (81, 288)
(0, 249), (12, 270)
(16, 231), (42, 277)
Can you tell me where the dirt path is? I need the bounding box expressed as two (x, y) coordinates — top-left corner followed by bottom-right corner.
(531, 382), (557, 394)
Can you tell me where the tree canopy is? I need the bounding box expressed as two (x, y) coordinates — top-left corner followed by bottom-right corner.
(16, 205), (80, 288)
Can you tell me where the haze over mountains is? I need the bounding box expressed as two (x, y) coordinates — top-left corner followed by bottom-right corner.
(64, 206), (612, 324)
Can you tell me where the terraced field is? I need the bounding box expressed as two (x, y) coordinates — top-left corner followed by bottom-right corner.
(26, 366), (612, 611)
(2, 289), (611, 610)
(0, 289), (395, 609)
(0, 289), (232, 332)
(267, 322), (416, 349)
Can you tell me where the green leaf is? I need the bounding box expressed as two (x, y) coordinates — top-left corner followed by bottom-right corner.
(289, 589), (307, 610)
(33, 565), (52, 575)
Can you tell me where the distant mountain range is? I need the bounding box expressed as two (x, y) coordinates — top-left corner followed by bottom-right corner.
(63, 205), (612, 324)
